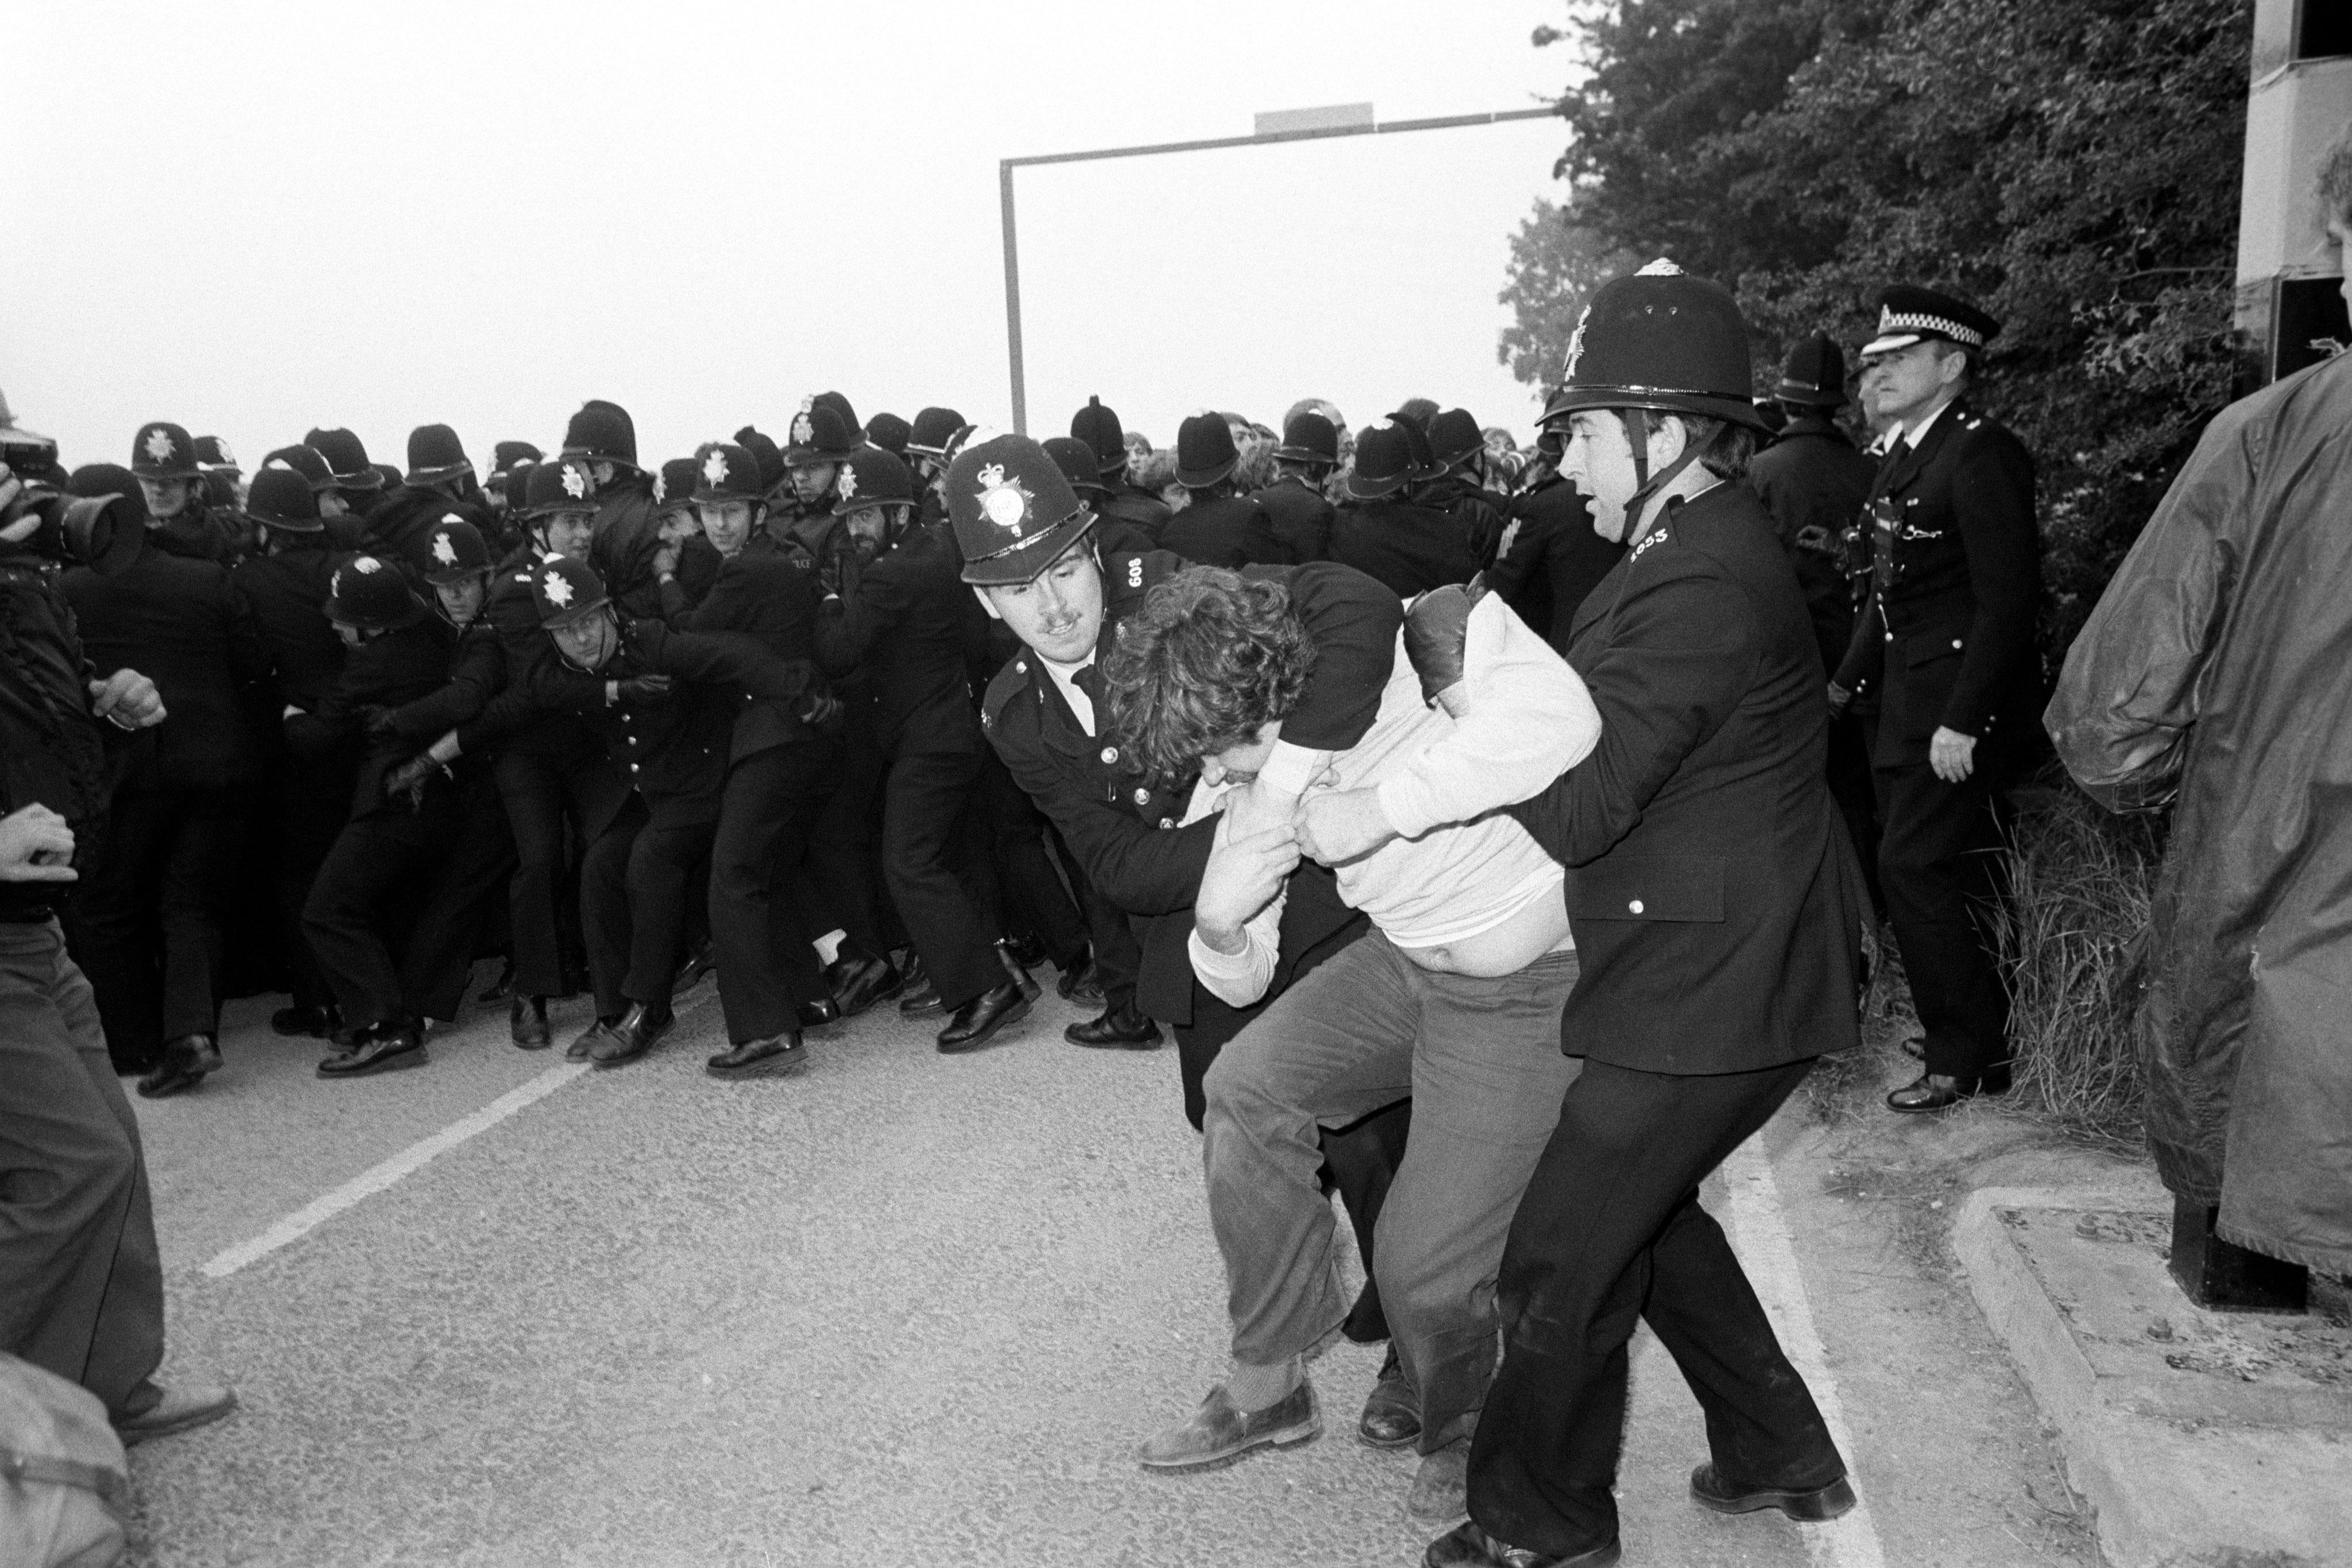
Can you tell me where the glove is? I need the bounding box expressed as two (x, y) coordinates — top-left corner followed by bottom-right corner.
(611, 674), (674, 707)
(360, 704), (402, 740)
(1402, 579), (1488, 708)
(382, 755), (438, 811)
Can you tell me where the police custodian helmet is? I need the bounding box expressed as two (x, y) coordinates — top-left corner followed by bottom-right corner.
(1541, 260), (1770, 435)
(947, 432), (1092, 587)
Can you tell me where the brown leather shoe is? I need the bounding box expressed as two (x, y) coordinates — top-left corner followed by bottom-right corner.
(1358, 1344), (1419, 1448)
(1423, 1522), (1619, 1567)
(1688, 1462), (1856, 1520)
(1136, 1380), (1320, 1470)
(114, 1381), (238, 1446)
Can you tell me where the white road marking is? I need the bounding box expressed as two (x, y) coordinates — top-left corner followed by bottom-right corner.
(200, 1063), (589, 1278)
(1722, 1135), (1890, 1568)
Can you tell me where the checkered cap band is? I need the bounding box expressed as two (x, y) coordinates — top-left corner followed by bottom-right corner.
(1877, 307), (1984, 349)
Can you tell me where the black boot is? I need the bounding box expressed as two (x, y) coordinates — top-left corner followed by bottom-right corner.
(1063, 1002), (1162, 1050)
(270, 1002), (341, 1039)
(510, 994), (551, 1049)
(937, 982), (1032, 1054)
(319, 1020), (427, 1079)
(137, 1034), (223, 1099)
(706, 1032), (807, 1079)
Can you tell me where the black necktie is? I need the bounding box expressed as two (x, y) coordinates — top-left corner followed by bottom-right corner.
(1072, 664), (1104, 708)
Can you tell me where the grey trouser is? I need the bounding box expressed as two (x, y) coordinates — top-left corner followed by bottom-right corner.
(1201, 930), (1580, 1453)
(0, 918), (166, 1416)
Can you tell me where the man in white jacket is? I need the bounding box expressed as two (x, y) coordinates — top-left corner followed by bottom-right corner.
(1101, 568), (1600, 1519)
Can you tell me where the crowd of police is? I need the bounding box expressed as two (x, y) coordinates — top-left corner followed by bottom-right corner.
(1, 266), (2041, 1563)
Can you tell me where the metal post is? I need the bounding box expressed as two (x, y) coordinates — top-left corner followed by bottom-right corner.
(995, 104), (1556, 437)
(1000, 160), (1027, 436)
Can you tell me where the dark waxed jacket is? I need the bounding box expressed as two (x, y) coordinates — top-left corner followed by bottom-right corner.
(1830, 398), (2040, 763)
(0, 548), (120, 917)
(983, 553), (1398, 1027)
(1159, 493), (1293, 568)
(1506, 482), (1864, 1075)
(233, 540), (347, 713)
(1748, 416), (1875, 680)
(1101, 483), (1173, 543)
(61, 536), (273, 791)
(1327, 497), (1481, 598)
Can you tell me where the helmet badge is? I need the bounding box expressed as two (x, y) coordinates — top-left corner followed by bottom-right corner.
(702, 448), (728, 489)
(974, 462), (1030, 537)
(561, 464), (587, 500)
(432, 532), (458, 566)
(543, 568), (574, 607)
(144, 428), (175, 464)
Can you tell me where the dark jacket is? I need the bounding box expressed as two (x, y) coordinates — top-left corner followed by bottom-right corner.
(1160, 494), (1293, 569)
(1327, 497), (1480, 598)
(233, 541), (347, 713)
(1830, 399), (2040, 764)
(1251, 477), (1336, 563)
(1488, 474), (1623, 654)
(673, 541), (829, 761)
(61, 538), (272, 791)
(814, 523), (981, 751)
(0, 549), (119, 916)
(1505, 482), (1864, 1075)
(983, 553), (1398, 1026)
(1748, 416), (1875, 679)
(285, 617), (462, 820)
(1101, 483), (1173, 542)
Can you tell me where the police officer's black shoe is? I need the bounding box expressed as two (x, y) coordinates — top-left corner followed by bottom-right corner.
(510, 994), (552, 1049)
(319, 1021), (427, 1079)
(798, 997), (842, 1028)
(826, 948), (902, 1017)
(476, 961), (517, 1004)
(1054, 951), (1099, 1002)
(589, 1001), (674, 1068)
(1003, 932), (1050, 968)
(1063, 1003), (1162, 1050)
(567, 1016), (621, 1062)
(898, 975), (947, 1016)
(1688, 1462), (1856, 1521)
(270, 1003), (341, 1039)
(673, 939), (717, 995)
(996, 943), (1042, 1002)
(1886, 1066), (2011, 1114)
(706, 1032), (808, 1079)
(937, 982), (1032, 1054)
(137, 1034), (223, 1099)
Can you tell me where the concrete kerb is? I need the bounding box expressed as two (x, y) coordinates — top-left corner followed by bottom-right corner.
(1956, 1184), (2352, 1568)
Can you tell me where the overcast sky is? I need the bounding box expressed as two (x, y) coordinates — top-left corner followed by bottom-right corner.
(9, 2), (1579, 476)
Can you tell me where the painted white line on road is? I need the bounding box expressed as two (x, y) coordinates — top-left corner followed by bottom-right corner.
(200, 1063), (590, 1278)
(1722, 1135), (1890, 1568)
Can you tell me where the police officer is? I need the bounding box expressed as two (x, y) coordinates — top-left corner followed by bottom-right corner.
(671, 441), (849, 1078)
(815, 445), (1034, 1052)
(906, 405), (965, 528)
(1486, 428), (1623, 653)
(365, 423), (488, 567)
(1432, 261), (1858, 1568)
(1159, 412), (1292, 567)
(129, 421), (233, 562)
(1750, 331), (1884, 918)
(1829, 287), (2040, 1114)
(1070, 397), (1172, 540)
(295, 544), (510, 1078)
(230, 466), (353, 1039)
(1327, 421), (1481, 596)
(1249, 411), (1340, 563)
(562, 400), (659, 547)
(1419, 408), (1511, 567)
(304, 427), (387, 520)
(509, 555), (826, 1068)
(59, 459), (272, 1095)
(1042, 438), (1156, 557)
(768, 395), (863, 568)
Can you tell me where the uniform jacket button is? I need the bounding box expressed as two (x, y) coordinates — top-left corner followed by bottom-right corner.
(1100, 746), (1118, 764)
(1134, 787), (1150, 804)
(1160, 818), (1175, 828)
(1951, 638), (1963, 649)
(1628, 899), (1645, 915)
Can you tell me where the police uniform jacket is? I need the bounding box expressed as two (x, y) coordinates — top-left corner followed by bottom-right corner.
(381, 614), (505, 748)
(1422, 475), (1511, 568)
(0, 544), (123, 916)
(1489, 474), (1623, 652)
(60, 536), (272, 792)
(1251, 476), (1336, 563)
(1829, 398), (2038, 766)
(285, 617), (463, 820)
(983, 552), (1399, 1025)
(1100, 483), (1173, 542)
(537, 619), (822, 828)
(1748, 414), (1875, 679)
(1326, 497), (1481, 598)
(673, 541), (829, 762)
(233, 542), (347, 714)
(1503, 482), (1864, 1075)
(813, 522), (980, 752)
(1159, 494), (1293, 569)
(454, 551), (617, 769)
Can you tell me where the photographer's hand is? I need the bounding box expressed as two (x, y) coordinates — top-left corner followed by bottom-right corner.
(0, 804), (78, 883)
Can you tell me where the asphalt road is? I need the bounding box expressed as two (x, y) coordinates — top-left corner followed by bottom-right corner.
(122, 966), (2092, 1567)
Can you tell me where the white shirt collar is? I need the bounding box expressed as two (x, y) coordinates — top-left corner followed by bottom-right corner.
(1903, 396), (1959, 448)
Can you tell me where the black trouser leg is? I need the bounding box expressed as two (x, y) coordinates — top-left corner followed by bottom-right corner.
(807, 725), (888, 954)
(496, 749), (575, 1000)
(621, 810), (715, 1010)
(982, 753), (1088, 965)
(579, 799), (648, 1019)
(1466, 1058), (1843, 1558)
(273, 748), (355, 1011)
(880, 742), (999, 1006)
(1825, 714), (1882, 921)
(303, 812), (442, 1030)
(711, 742), (838, 1042)
(397, 776), (517, 1023)
(1084, 881), (1143, 1015)
(1874, 761), (2012, 1080)
(154, 787), (241, 1042)
(65, 787), (171, 1070)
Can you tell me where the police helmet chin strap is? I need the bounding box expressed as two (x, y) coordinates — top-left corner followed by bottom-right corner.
(1617, 407), (1705, 540)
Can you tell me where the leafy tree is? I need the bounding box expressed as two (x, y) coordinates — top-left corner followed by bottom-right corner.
(1502, 0), (2252, 661)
